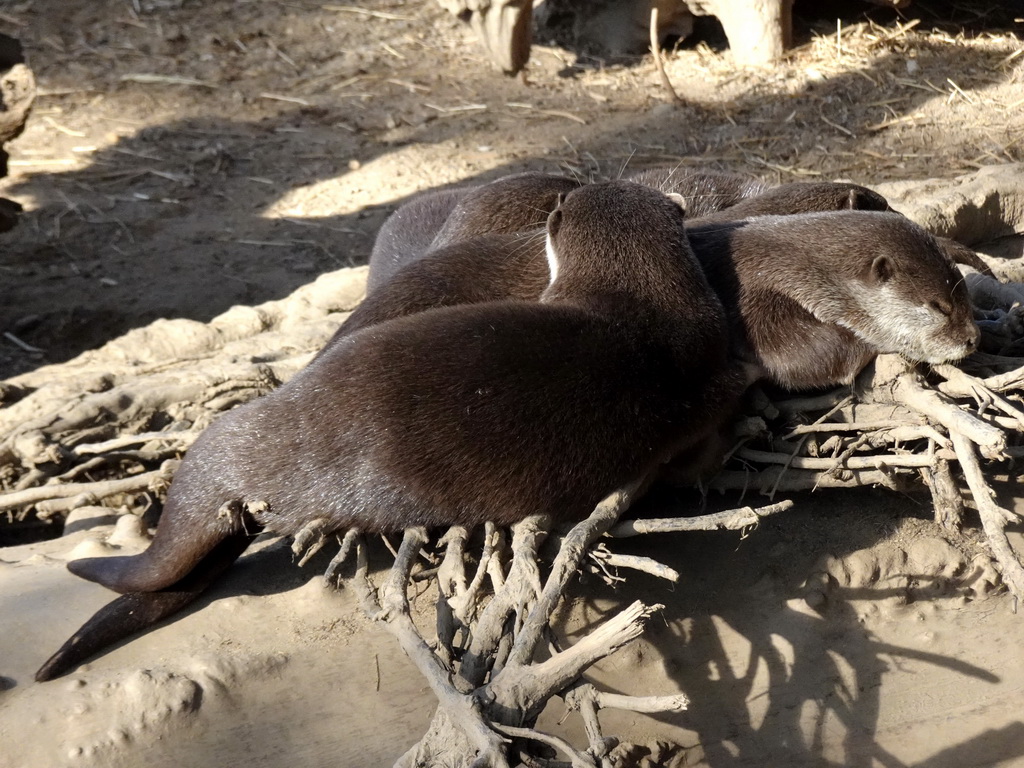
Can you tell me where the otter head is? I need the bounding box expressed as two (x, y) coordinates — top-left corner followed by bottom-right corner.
(840, 216), (979, 364)
(542, 181), (690, 302)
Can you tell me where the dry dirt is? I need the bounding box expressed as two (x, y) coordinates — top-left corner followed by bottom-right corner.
(1, 1), (1024, 767)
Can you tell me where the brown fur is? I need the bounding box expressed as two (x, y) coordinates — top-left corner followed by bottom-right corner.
(367, 172), (579, 292)
(931, 235), (995, 277)
(367, 168), (904, 300)
(40, 181), (742, 679)
(686, 212), (979, 390)
(429, 173), (580, 250)
(625, 167), (770, 215)
(692, 180), (891, 222)
(350, 186), (977, 392)
(366, 168), (838, 294)
(366, 186), (468, 293)
(328, 232), (547, 344)
(36, 530), (255, 682)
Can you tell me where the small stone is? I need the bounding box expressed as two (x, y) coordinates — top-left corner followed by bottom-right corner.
(803, 589), (827, 611)
(63, 507), (118, 536)
(107, 513), (148, 547)
(108, 729), (130, 745)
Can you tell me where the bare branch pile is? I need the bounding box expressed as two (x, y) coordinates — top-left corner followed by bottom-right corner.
(0, 268), (366, 528)
(310, 486), (786, 767)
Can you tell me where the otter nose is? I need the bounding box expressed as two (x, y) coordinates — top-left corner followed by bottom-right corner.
(965, 323), (980, 352)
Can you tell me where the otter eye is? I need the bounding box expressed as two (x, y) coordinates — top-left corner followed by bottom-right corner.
(928, 300), (951, 317)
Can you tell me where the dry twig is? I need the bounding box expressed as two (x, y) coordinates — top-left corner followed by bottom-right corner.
(344, 481), (697, 767)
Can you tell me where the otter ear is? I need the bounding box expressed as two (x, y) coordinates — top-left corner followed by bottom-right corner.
(848, 187), (891, 212)
(667, 192), (687, 217)
(869, 254), (894, 283)
(547, 206), (563, 238)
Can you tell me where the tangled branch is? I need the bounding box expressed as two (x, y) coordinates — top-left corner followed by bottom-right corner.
(324, 485), (785, 767)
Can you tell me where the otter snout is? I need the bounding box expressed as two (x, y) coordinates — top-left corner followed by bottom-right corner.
(964, 322), (981, 354)
(946, 314), (980, 360)
(923, 318), (980, 363)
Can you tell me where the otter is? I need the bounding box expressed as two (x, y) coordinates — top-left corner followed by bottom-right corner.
(640, 172), (995, 278)
(382, 167), (991, 290)
(370, 168), (988, 299)
(344, 204), (979, 388)
(367, 172), (580, 293)
(367, 168), (897, 291)
(366, 185), (468, 292)
(331, 232), (549, 343)
(685, 212), (979, 390)
(631, 167), (989, 275)
(38, 181), (745, 680)
(625, 167), (771, 215)
(692, 180), (891, 222)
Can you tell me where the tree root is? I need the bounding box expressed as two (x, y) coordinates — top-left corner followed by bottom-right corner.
(323, 484), (794, 766)
(345, 480), (711, 768)
(0, 459), (178, 519)
(0, 269), (365, 521)
(358, 527), (512, 765)
(607, 500), (793, 537)
(716, 350), (1024, 600)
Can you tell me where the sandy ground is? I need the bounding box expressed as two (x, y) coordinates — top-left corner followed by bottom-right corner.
(3, 478), (1023, 767)
(1, 1), (1024, 766)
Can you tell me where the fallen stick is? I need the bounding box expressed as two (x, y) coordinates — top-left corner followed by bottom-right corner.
(0, 460), (178, 514)
(608, 500), (793, 537)
(950, 432), (1024, 599)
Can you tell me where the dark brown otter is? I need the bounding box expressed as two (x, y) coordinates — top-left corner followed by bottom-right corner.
(685, 212), (979, 390)
(629, 166), (990, 275)
(38, 181), (744, 680)
(366, 185), (468, 293)
(692, 180), (891, 222)
(342, 175), (909, 344)
(367, 168), (839, 292)
(628, 167), (886, 219)
(367, 167), (908, 294)
(429, 172), (581, 250)
(335, 232), (549, 343)
(626, 167), (772, 215)
(367, 172), (580, 292)
(347, 195), (979, 391)
(370, 168), (988, 299)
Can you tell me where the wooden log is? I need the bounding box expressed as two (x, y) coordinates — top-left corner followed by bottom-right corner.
(687, 0), (792, 65)
(436, 0), (533, 74)
(0, 33), (35, 233)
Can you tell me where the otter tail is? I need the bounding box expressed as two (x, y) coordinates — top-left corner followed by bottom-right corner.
(36, 529), (256, 682)
(66, 494), (256, 594)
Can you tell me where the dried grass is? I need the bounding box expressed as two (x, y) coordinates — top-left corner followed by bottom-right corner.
(651, 11), (1023, 180)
